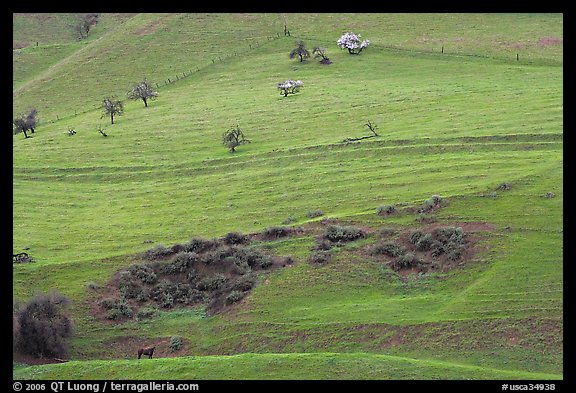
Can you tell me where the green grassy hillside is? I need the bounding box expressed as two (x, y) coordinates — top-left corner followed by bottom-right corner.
(13, 13), (562, 380)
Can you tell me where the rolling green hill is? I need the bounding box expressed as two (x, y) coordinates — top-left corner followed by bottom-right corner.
(12, 13), (562, 380)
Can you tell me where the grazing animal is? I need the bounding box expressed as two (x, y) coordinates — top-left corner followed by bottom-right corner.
(138, 346), (156, 359)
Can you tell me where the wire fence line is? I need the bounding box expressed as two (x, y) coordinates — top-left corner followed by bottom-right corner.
(37, 29), (560, 126)
(40, 33), (286, 126)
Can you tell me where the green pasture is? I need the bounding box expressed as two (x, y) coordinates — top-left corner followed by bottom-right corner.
(13, 13), (562, 380)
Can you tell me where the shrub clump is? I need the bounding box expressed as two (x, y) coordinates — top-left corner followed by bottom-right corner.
(13, 290), (74, 358)
(263, 226), (293, 239)
(308, 250), (331, 265)
(418, 195), (446, 213)
(306, 209), (324, 218)
(169, 336), (183, 352)
(225, 290), (245, 305)
(143, 244), (174, 260)
(497, 182), (511, 191)
(390, 252), (424, 271)
(324, 225), (365, 242)
(372, 241), (405, 257)
(222, 232), (250, 245)
(376, 204), (397, 216)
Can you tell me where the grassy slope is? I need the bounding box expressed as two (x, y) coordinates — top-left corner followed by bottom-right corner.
(13, 13), (562, 380)
(12, 353), (561, 380)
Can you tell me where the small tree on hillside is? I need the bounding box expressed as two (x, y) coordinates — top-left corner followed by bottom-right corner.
(24, 108), (39, 134)
(289, 41), (310, 62)
(73, 13), (99, 40)
(101, 96), (124, 125)
(13, 117), (30, 138)
(222, 125), (251, 153)
(127, 79), (158, 108)
(337, 32), (370, 54)
(313, 47), (332, 64)
(13, 108), (38, 138)
(277, 80), (304, 97)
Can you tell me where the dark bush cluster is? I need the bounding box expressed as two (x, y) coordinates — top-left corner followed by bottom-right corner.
(262, 226), (293, 239)
(103, 234), (294, 319)
(324, 225), (365, 242)
(222, 232), (250, 245)
(13, 290), (74, 358)
(372, 226), (468, 273)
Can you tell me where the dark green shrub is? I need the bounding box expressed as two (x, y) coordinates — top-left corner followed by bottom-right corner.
(160, 292), (174, 309)
(376, 204), (397, 216)
(170, 243), (185, 254)
(418, 195), (445, 213)
(432, 227), (465, 245)
(225, 290), (245, 305)
(232, 247), (270, 268)
(391, 252), (423, 270)
(101, 299), (133, 319)
(282, 215), (298, 224)
(378, 227), (397, 237)
(372, 242), (405, 257)
(409, 230), (424, 245)
(143, 244), (173, 260)
(161, 252), (199, 275)
(263, 226), (293, 239)
(136, 307), (158, 321)
(184, 237), (221, 253)
(324, 225), (365, 242)
(306, 209), (324, 218)
(223, 232), (250, 245)
(127, 263), (157, 284)
(308, 250), (331, 264)
(414, 233), (434, 251)
(231, 274), (257, 291)
(169, 336), (183, 352)
(196, 274), (227, 291)
(119, 281), (142, 300)
(202, 246), (235, 265)
(314, 239), (333, 250)
(13, 290), (74, 358)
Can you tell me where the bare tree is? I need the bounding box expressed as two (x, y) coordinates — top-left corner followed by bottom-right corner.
(364, 120), (379, 136)
(313, 47), (332, 65)
(289, 41), (310, 62)
(101, 97), (124, 125)
(222, 125), (251, 152)
(127, 80), (158, 107)
(73, 13), (99, 40)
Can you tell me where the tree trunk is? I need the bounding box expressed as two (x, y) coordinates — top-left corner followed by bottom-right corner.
(23, 130), (28, 138)
(110, 113), (114, 124)
(143, 98), (148, 107)
(30, 127), (35, 133)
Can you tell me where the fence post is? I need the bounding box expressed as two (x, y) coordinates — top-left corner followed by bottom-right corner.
(516, 53), (519, 61)
(441, 46), (444, 53)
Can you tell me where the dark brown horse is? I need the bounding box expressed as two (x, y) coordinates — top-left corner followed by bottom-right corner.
(137, 346), (156, 359)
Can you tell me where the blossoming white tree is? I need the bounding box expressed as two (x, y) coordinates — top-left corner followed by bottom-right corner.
(277, 80), (304, 97)
(337, 32), (370, 54)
